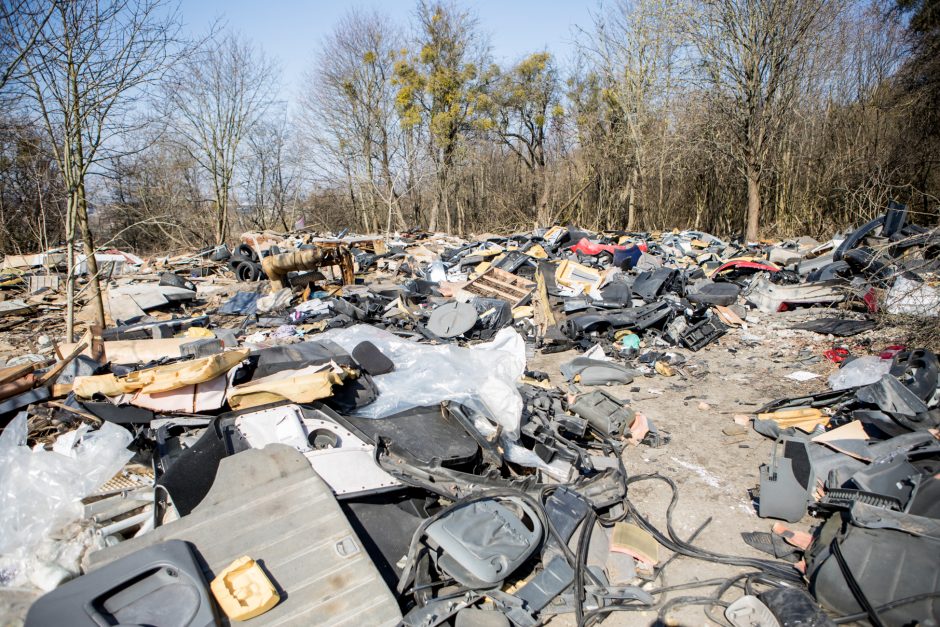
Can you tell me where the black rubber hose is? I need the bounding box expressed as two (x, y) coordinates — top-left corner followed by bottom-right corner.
(582, 576), (742, 627)
(833, 592), (940, 624)
(657, 596), (731, 622)
(831, 537), (886, 627)
(574, 509), (597, 626)
(625, 473), (802, 582)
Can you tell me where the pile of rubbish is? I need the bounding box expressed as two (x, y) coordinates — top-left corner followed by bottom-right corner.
(0, 206), (937, 626)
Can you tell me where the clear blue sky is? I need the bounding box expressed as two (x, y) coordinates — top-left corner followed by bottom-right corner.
(177, 0), (596, 101)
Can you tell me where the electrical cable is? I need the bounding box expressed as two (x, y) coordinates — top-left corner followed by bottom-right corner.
(657, 596), (731, 621)
(832, 592), (940, 624)
(578, 465), (800, 626)
(625, 473), (802, 582)
(573, 509), (597, 626)
(702, 572), (751, 625)
(831, 537), (886, 627)
(399, 430), (805, 626)
(654, 516), (710, 576)
(579, 577), (755, 627)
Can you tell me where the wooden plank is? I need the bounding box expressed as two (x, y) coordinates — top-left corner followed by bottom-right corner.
(477, 276), (529, 292)
(38, 342), (88, 386)
(0, 363), (38, 386)
(533, 266), (555, 336)
(468, 277), (528, 294)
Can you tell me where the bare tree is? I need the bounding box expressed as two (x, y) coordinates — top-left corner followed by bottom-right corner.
(581, 0), (686, 230)
(242, 111), (300, 232)
(301, 9), (407, 234)
(483, 52), (562, 227)
(6, 0), (185, 339)
(101, 136), (211, 251)
(0, 119), (64, 252)
(0, 0), (55, 92)
(692, 0), (829, 240)
(5, 0), (938, 261)
(164, 33), (278, 245)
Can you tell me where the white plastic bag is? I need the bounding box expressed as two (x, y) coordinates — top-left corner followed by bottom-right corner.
(828, 356), (892, 391)
(256, 287), (293, 313)
(884, 275), (940, 317)
(0, 414), (133, 560)
(427, 260), (447, 283)
(318, 325), (527, 438)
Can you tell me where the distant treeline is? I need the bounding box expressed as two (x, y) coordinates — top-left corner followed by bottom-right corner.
(2, 0), (939, 256)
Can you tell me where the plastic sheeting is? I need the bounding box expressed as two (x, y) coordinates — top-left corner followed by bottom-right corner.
(318, 325), (526, 438)
(257, 287), (293, 313)
(884, 275), (940, 317)
(0, 415), (133, 566)
(828, 356), (892, 391)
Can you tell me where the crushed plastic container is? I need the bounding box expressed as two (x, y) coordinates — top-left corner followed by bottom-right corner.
(621, 334), (641, 350)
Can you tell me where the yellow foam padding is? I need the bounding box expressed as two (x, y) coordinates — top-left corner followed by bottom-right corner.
(73, 349), (249, 398)
(211, 556), (280, 621)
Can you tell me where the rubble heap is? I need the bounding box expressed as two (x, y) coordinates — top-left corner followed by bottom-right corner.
(0, 205), (938, 626)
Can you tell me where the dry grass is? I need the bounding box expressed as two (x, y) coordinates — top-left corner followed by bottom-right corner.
(877, 314), (940, 354)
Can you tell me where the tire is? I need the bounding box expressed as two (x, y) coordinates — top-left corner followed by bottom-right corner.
(236, 244), (259, 263)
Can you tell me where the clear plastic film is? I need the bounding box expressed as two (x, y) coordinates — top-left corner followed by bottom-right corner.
(318, 325), (527, 438)
(828, 355), (892, 391)
(0, 414), (133, 567)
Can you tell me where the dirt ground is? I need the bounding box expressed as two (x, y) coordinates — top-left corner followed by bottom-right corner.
(0, 300), (888, 626)
(530, 308), (876, 626)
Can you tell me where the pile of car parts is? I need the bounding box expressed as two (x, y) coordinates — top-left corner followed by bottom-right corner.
(1, 208), (939, 625)
(753, 346), (940, 624)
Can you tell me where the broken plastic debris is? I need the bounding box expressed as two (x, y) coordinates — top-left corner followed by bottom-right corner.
(610, 522), (659, 566)
(827, 355), (892, 390)
(785, 371), (820, 382)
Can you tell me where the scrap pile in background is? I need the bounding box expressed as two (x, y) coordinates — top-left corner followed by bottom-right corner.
(0, 205), (938, 626)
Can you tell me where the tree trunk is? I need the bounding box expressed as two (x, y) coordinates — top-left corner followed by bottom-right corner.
(746, 163), (761, 242)
(65, 190), (77, 342)
(380, 146), (406, 231)
(405, 128), (419, 228)
(343, 165), (364, 231)
(365, 144), (379, 233)
(626, 166), (639, 231)
(429, 162), (445, 232)
(537, 165), (552, 227)
(428, 195), (438, 231)
(442, 181), (452, 234)
(215, 196), (228, 245)
(76, 181), (105, 328)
